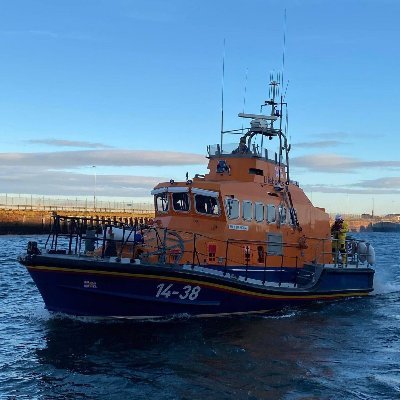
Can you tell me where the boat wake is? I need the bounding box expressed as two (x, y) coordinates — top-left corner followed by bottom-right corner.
(260, 310), (299, 320)
(372, 267), (400, 295)
(45, 312), (194, 324)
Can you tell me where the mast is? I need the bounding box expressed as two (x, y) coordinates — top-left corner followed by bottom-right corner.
(220, 39), (226, 154)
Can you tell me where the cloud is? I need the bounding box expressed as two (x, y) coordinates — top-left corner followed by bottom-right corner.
(354, 176), (400, 189)
(0, 149), (206, 168)
(301, 176), (400, 194)
(0, 148), (206, 196)
(292, 153), (400, 173)
(293, 140), (346, 149)
(0, 167), (162, 196)
(301, 183), (400, 195)
(27, 139), (113, 149)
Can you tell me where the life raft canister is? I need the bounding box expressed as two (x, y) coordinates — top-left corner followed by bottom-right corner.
(366, 243), (375, 265)
(357, 242), (367, 262)
(357, 241), (375, 265)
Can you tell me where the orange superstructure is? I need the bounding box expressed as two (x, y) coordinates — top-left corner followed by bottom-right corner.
(147, 154), (331, 269)
(139, 77), (332, 271)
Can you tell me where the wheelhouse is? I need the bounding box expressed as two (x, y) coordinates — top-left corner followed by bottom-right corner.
(152, 186), (294, 228)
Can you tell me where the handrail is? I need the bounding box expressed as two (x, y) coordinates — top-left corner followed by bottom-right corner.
(45, 215), (373, 272)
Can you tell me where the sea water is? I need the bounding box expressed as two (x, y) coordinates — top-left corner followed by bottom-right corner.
(0, 233), (399, 399)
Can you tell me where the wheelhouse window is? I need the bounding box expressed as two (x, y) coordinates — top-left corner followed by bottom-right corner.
(242, 201), (252, 221)
(288, 207), (297, 226)
(194, 195), (220, 215)
(255, 202), (264, 222)
(279, 205), (287, 224)
(225, 197), (239, 219)
(172, 192), (190, 212)
(155, 192), (169, 213)
(266, 204), (276, 223)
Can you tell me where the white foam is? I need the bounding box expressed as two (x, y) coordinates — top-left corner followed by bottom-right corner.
(372, 265), (400, 295)
(261, 310), (298, 320)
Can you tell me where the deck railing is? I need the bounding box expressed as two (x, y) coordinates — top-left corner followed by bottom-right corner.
(44, 216), (374, 289)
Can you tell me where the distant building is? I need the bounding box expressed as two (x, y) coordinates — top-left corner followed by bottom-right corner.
(361, 213), (373, 219)
(384, 214), (400, 221)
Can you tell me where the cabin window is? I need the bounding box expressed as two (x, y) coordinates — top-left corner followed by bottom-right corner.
(172, 192), (190, 212)
(249, 168), (263, 176)
(195, 194), (220, 215)
(155, 192), (169, 213)
(225, 197), (239, 219)
(279, 206), (287, 224)
(255, 202), (264, 222)
(266, 204), (276, 223)
(242, 201), (252, 221)
(288, 207), (297, 226)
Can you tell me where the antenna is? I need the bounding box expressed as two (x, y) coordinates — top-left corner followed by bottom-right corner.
(281, 10), (291, 143)
(220, 38), (226, 153)
(281, 8), (287, 88)
(268, 72), (273, 100)
(283, 80), (289, 100)
(285, 108), (289, 136)
(279, 8), (289, 182)
(241, 67), (248, 133)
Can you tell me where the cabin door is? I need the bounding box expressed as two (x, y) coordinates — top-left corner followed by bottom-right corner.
(266, 233), (283, 256)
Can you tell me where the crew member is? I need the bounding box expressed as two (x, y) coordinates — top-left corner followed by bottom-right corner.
(331, 214), (349, 264)
(232, 136), (249, 154)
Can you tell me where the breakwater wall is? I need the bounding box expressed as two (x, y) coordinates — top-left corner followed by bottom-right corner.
(0, 209), (155, 235)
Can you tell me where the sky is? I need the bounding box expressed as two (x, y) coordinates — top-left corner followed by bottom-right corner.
(0, 0), (399, 215)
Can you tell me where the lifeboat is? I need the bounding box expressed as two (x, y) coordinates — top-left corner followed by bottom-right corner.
(18, 74), (375, 319)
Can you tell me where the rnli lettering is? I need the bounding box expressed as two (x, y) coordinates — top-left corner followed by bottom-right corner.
(83, 280), (97, 289)
(274, 166), (284, 178)
(265, 176), (285, 186)
(228, 224), (249, 231)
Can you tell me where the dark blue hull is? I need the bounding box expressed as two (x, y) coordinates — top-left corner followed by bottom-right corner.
(20, 254), (374, 318)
